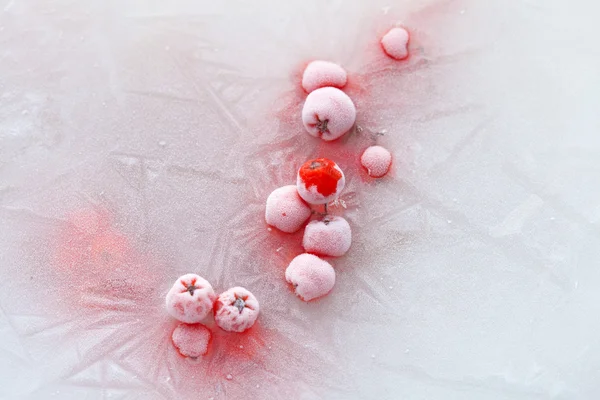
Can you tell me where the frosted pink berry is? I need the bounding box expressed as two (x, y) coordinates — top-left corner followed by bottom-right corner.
(171, 323), (211, 358)
(361, 145), (392, 178)
(166, 274), (216, 323)
(302, 87), (356, 141)
(302, 60), (347, 93)
(303, 216), (352, 257)
(285, 253), (335, 301)
(214, 287), (260, 333)
(381, 27), (410, 60)
(296, 158), (345, 205)
(265, 185), (312, 233)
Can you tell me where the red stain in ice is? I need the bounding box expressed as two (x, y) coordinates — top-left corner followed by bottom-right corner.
(55, 209), (131, 278)
(53, 207), (159, 312)
(212, 322), (267, 361)
(171, 322), (273, 380)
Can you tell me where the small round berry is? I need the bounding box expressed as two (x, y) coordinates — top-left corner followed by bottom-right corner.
(286, 254), (336, 301)
(303, 216), (352, 257)
(214, 287), (260, 333)
(381, 27), (410, 60)
(265, 185), (312, 233)
(302, 60), (348, 93)
(296, 158), (345, 205)
(171, 323), (211, 358)
(361, 146), (392, 178)
(166, 274), (216, 324)
(302, 87), (356, 141)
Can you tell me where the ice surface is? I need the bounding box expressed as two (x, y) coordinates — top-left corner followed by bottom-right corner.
(1, 0), (600, 399)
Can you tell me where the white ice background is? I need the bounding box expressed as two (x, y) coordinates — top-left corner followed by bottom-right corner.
(1, 0), (600, 399)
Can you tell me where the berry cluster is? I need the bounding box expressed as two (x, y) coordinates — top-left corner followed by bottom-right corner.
(166, 274), (259, 358)
(266, 27), (409, 301)
(165, 24), (409, 358)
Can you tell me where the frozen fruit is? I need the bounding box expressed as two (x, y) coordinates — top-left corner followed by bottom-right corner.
(171, 323), (211, 358)
(214, 287), (260, 333)
(285, 253), (335, 301)
(381, 27), (410, 60)
(361, 145), (392, 178)
(166, 274), (216, 323)
(265, 185), (312, 233)
(297, 158), (345, 205)
(303, 216), (352, 257)
(302, 87), (356, 141)
(302, 60), (347, 93)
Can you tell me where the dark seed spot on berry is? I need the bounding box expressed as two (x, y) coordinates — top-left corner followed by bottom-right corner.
(310, 161), (322, 169)
(187, 285), (198, 296)
(234, 297), (245, 313)
(316, 118), (329, 134)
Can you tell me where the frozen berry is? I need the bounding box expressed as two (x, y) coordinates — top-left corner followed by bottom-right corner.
(166, 274), (216, 324)
(381, 27), (410, 60)
(302, 87), (356, 141)
(171, 323), (211, 358)
(303, 216), (352, 257)
(302, 60), (347, 93)
(214, 287), (260, 333)
(361, 145), (392, 178)
(285, 253), (335, 301)
(265, 185), (312, 233)
(296, 158), (345, 205)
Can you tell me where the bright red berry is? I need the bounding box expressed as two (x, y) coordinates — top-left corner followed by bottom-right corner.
(296, 158), (345, 205)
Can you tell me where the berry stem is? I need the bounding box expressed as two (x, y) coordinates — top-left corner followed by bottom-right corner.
(187, 285), (198, 296)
